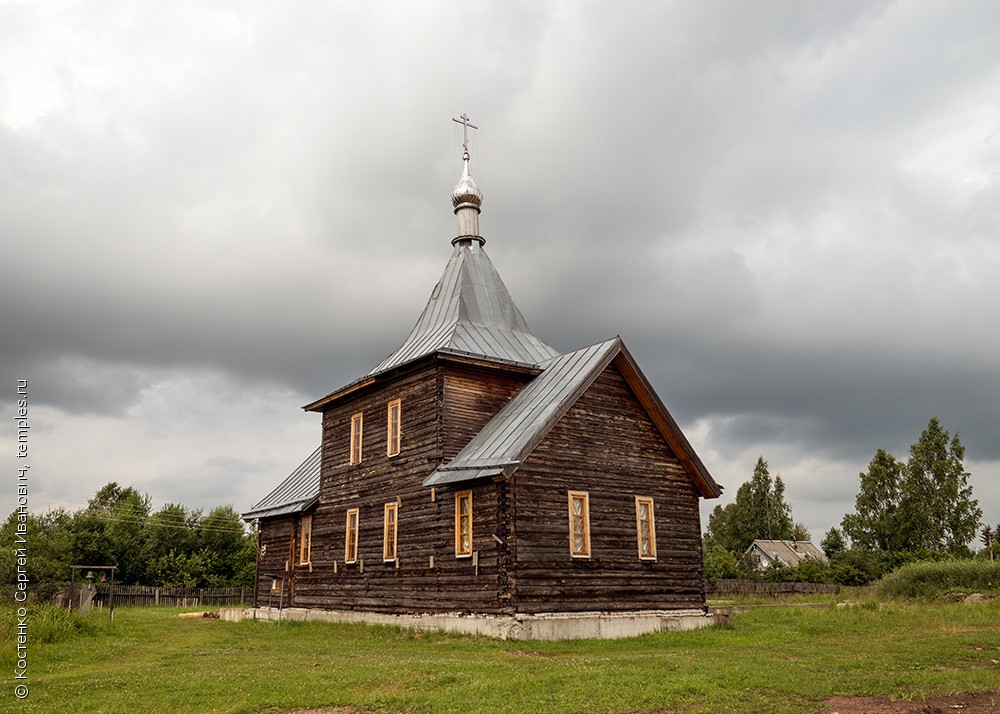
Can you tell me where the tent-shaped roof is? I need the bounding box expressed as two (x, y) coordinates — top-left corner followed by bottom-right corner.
(243, 447), (320, 520)
(424, 337), (721, 498)
(368, 239), (559, 376)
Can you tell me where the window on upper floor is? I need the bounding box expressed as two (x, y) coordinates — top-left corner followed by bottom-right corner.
(635, 496), (657, 560)
(299, 514), (312, 565)
(387, 399), (401, 457)
(568, 491), (591, 558)
(350, 412), (363, 464)
(455, 490), (472, 558)
(383, 502), (398, 561)
(345, 508), (359, 563)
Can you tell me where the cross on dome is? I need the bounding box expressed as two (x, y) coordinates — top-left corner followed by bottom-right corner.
(452, 113), (478, 156)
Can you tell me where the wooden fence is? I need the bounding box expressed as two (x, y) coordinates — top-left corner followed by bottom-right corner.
(91, 586), (250, 608)
(707, 579), (839, 596)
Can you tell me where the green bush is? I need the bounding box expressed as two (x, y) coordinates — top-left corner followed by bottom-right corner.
(875, 559), (1000, 599)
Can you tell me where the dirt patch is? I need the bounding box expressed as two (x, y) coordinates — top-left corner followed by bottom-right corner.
(822, 691), (999, 713)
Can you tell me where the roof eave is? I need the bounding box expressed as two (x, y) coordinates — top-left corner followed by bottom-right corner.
(242, 495), (318, 522)
(304, 349), (543, 413)
(303, 376), (377, 412)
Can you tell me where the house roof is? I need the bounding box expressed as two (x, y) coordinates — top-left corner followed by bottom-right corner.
(748, 539), (829, 567)
(423, 337), (722, 499)
(367, 239), (559, 376)
(242, 447), (320, 520)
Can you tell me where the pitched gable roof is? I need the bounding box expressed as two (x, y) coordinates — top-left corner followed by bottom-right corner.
(748, 539), (829, 567)
(424, 337), (721, 499)
(242, 447), (320, 520)
(368, 240), (559, 376)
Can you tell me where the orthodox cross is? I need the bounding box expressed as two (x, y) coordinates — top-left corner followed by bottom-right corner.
(452, 113), (478, 153)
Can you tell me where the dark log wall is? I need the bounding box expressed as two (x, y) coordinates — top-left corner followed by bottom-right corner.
(510, 362), (707, 614)
(441, 363), (532, 461)
(253, 515), (295, 606)
(273, 359), (517, 614)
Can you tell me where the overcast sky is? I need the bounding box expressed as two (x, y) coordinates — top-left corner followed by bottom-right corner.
(2, 1), (998, 543)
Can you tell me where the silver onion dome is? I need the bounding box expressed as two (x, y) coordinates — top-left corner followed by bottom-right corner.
(451, 150), (483, 209)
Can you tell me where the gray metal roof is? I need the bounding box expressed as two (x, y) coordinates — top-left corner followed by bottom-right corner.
(243, 447), (321, 520)
(423, 339), (620, 486)
(423, 336), (722, 498)
(747, 539), (829, 567)
(368, 239), (559, 376)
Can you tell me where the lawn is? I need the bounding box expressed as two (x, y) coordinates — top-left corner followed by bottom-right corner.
(2, 597), (998, 713)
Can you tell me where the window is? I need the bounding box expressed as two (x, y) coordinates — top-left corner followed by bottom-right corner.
(345, 508), (359, 563)
(383, 502), (398, 561)
(387, 399), (401, 457)
(350, 412), (363, 464)
(455, 490), (472, 558)
(568, 491), (591, 558)
(635, 497), (657, 560)
(299, 515), (312, 565)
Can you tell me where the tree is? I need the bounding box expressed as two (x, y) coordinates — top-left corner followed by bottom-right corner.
(980, 523), (997, 562)
(841, 449), (905, 551)
(841, 418), (981, 558)
(102, 487), (152, 583)
(702, 543), (740, 583)
(4, 483), (255, 588)
(899, 418), (980, 555)
(88, 482), (150, 516)
(704, 456), (795, 555)
(820, 527), (847, 559)
(197, 506), (255, 586)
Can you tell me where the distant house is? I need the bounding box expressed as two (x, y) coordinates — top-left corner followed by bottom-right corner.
(746, 539), (828, 570)
(240, 132), (723, 638)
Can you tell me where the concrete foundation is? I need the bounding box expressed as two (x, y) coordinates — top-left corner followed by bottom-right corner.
(219, 606), (718, 640)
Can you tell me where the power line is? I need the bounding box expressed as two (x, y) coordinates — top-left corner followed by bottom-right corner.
(64, 510), (250, 536)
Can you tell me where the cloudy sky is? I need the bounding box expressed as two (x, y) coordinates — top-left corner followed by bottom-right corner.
(2, 1), (998, 542)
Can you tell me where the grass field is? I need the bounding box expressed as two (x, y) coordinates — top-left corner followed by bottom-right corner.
(2, 596), (998, 713)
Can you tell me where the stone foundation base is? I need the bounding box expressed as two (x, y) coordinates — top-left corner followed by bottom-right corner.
(219, 606), (718, 640)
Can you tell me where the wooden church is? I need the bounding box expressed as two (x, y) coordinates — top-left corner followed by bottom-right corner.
(242, 120), (722, 637)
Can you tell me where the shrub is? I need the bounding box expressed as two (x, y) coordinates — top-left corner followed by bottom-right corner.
(875, 559), (1000, 599)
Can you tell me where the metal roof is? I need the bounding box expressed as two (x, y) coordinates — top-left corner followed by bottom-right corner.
(423, 339), (621, 486)
(368, 239), (559, 376)
(242, 447), (321, 520)
(423, 336), (722, 499)
(747, 539), (829, 567)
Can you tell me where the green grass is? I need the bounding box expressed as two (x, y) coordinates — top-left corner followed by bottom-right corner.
(2, 598), (998, 713)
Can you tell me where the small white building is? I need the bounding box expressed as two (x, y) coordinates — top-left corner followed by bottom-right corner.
(746, 539), (828, 570)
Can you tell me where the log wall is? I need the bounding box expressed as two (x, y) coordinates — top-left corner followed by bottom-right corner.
(441, 363), (532, 461)
(254, 514), (295, 607)
(510, 362), (707, 613)
(256, 359), (523, 613)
